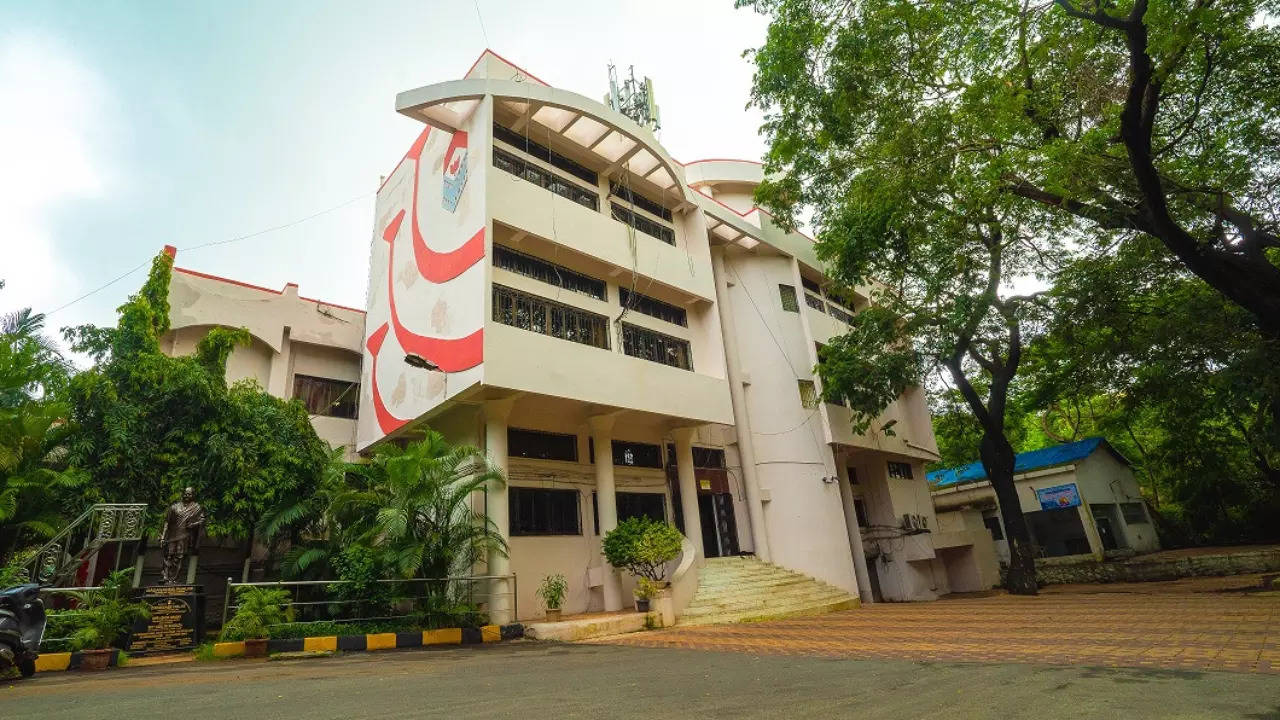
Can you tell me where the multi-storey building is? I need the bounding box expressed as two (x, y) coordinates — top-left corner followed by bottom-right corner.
(162, 50), (998, 622)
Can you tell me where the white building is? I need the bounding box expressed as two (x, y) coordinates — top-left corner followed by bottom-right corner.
(162, 50), (999, 622)
(930, 437), (1161, 565)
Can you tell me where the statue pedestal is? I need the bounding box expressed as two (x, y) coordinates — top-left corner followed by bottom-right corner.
(127, 585), (205, 654)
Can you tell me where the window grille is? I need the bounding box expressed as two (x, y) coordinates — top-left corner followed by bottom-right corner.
(665, 445), (727, 469)
(492, 147), (599, 210)
(619, 288), (687, 327)
(293, 375), (359, 419)
(800, 276), (821, 294)
(798, 380), (819, 409)
(621, 323), (692, 370)
(492, 285), (610, 350)
(610, 203), (675, 245)
(593, 492), (666, 535)
(887, 461), (915, 479)
(493, 123), (599, 186)
(509, 487), (581, 536)
(494, 245), (606, 300)
(508, 428), (579, 462)
(609, 182), (674, 221)
(828, 304), (854, 325)
(805, 293), (827, 313)
(1120, 502), (1147, 524)
(779, 284), (800, 312)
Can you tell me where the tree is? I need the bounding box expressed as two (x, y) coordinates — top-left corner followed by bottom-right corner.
(64, 253), (329, 539)
(740, 1), (1065, 593)
(738, 0), (1280, 339)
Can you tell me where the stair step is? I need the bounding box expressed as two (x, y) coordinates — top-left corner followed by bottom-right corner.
(685, 588), (852, 615)
(679, 597), (859, 626)
(679, 556), (858, 627)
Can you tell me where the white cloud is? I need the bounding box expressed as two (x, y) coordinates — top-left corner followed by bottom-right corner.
(0, 32), (110, 316)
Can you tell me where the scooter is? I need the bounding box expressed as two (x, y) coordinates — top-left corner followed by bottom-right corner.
(0, 583), (46, 678)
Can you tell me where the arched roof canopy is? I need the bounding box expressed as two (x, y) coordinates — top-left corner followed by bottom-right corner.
(395, 79), (694, 206)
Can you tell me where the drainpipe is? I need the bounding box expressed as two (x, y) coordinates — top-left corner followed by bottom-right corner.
(710, 246), (772, 563)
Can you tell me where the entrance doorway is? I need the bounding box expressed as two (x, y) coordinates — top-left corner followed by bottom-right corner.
(698, 493), (739, 558)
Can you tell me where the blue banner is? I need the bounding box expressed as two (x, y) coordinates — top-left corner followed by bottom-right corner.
(1036, 483), (1081, 510)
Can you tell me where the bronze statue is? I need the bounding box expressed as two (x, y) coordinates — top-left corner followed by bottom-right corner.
(159, 487), (204, 585)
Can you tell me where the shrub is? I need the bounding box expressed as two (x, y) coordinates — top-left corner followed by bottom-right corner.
(536, 574), (567, 610)
(602, 517), (683, 582)
(221, 586), (291, 641)
(64, 570), (150, 651)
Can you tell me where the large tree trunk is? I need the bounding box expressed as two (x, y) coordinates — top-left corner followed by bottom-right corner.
(979, 428), (1039, 595)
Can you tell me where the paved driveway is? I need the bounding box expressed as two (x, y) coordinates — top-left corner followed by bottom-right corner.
(596, 576), (1280, 674)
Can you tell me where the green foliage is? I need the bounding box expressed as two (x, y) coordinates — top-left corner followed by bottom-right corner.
(64, 570), (150, 651)
(328, 545), (393, 618)
(634, 577), (660, 601)
(63, 252), (329, 538)
(221, 586), (291, 641)
(602, 517), (682, 583)
(536, 573), (567, 610)
(738, 0), (1280, 337)
(267, 430), (507, 583)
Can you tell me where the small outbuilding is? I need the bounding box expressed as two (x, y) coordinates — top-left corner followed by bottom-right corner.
(929, 437), (1160, 564)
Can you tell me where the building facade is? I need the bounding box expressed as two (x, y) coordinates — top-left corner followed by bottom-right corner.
(162, 50), (998, 621)
(930, 437), (1161, 566)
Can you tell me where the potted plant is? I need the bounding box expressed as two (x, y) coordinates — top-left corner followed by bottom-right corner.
(536, 574), (567, 622)
(65, 570), (150, 671)
(220, 586), (290, 658)
(602, 517), (682, 612)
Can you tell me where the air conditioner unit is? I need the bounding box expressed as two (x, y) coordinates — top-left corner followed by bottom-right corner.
(918, 515), (929, 530)
(902, 513), (914, 531)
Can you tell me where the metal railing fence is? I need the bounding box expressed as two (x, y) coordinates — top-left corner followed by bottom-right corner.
(220, 574), (516, 633)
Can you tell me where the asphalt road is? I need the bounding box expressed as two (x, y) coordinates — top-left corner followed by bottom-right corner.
(5, 642), (1278, 720)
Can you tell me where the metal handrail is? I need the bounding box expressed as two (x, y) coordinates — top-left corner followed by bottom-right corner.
(220, 574), (518, 628)
(25, 504), (148, 584)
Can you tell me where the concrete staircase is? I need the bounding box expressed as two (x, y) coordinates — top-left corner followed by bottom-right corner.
(678, 556), (858, 626)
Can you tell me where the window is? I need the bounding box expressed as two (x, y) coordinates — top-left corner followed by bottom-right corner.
(493, 123), (599, 186)
(887, 461), (915, 479)
(983, 515), (1005, 541)
(609, 182), (674, 221)
(798, 380), (819, 409)
(611, 203), (675, 245)
(800, 276), (821, 294)
(853, 498), (869, 527)
(621, 323), (692, 370)
(492, 285), (610, 349)
(492, 147), (599, 210)
(846, 467), (859, 485)
(293, 375), (359, 419)
(593, 491), (666, 534)
(665, 445), (726, 469)
(589, 439), (664, 468)
(494, 245), (606, 300)
(508, 428), (578, 462)
(619, 288), (687, 327)
(509, 487), (580, 536)
(779, 284), (799, 312)
(1121, 502), (1147, 524)
(828, 304), (854, 325)
(804, 293), (827, 313)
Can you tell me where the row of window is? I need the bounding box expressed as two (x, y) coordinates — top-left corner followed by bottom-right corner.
(619, 287), (687, 327)
(508, 427), (725, 470)
(492, 284), (612, 350)
(622, 322), (693, 371)
(780, 283), (856, 324)
(609, 182), (674, 222)
(509, 487), (666, 536)
(610, 203), (676, 245)
(494, 244), (606, 301)
(493, 147), (600, 210)
(493, 123), (599, 186)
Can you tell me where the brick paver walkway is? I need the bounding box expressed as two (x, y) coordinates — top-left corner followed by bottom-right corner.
(594, 582), (1280, 674)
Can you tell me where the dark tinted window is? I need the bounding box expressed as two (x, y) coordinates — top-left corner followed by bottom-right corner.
(983, 515), (1005, 541)
(510, 487), (581, 536)
(508, 428), (578, 462)
(593, 491), (666, 534)
(493, 147), (599, 210)
(293, 375), (359, 419)
(619, 288), (687, 327)
(493, 123), (598, 186)
(609, 182), (674, 221)
(887, 461), (914, 479)
(494, 245), (606, 300)
(611, 203), (675, 245)
(800, 276), (821, 294)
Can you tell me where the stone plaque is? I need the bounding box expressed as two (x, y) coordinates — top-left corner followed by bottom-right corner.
(128, 585), (204, 654)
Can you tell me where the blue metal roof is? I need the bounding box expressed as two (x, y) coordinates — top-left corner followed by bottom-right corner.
(927, 437), (1111, 489)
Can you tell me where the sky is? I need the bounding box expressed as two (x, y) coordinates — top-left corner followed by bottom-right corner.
(0, 1), (771, 359)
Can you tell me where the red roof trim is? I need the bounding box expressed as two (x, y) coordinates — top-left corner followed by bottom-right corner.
(172, 266), (365, 315)
(688, 184), (816, 244)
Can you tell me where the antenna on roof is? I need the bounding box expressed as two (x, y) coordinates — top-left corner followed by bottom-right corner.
(605, 63), (660, 135)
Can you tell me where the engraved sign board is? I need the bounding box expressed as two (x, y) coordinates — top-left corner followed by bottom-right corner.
(128, 585), (204, 654)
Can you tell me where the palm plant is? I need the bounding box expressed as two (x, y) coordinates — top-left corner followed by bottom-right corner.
(221, 586), (291, 641)
(64, 570), (150, 651)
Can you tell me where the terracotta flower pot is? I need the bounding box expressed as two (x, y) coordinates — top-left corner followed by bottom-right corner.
(243, 638), (269, 658)
(545, 608), (562, 622)
(78, 648), (113, 671)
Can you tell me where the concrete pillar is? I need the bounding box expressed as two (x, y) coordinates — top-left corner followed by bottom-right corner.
(1078, 501), (1105, 560)
(672, 427), (705, 558)
(709, 247), (772, 563)
(836, 461), (874, 604)
(484, 397), (516, 624)
(266, 328), (293, 399)
(589, 414), (624, 611)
